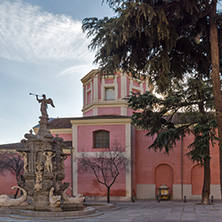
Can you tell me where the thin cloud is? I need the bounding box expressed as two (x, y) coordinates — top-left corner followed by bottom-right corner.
(58, 63), (97, 77)
(0, 0), (93, 63)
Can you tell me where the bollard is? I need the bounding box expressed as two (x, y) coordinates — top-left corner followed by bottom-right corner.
(184, 196), (186, 203)
(131, 191), (136, 203)
(157, 195), (160, 203)
(132, 195), (135, 203)
(211, 195), (214, 203)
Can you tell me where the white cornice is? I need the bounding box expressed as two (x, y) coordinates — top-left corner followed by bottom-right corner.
(49, 128), (72, 134)
(82, 100), (128, 113)
(33, 128), (72, 134)
(81, 69), (99, 83)
(71, 118), (131, 125)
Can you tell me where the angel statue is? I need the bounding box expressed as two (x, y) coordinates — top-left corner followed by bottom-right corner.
(34, 94), (55, 117)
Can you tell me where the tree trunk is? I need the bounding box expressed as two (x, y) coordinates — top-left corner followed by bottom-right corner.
(209, 0), (222, 199)
(202, 155), (211, 205)
(107, 186), (110, 203)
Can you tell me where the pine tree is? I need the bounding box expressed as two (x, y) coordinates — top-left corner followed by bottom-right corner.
(83, 0), (222, 200)
(126, 76), (216, 204)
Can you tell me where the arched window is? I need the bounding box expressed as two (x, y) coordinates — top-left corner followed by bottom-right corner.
(93, 130), (110, 148)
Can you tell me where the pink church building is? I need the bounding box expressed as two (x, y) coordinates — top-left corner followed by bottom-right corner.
(38, 69), (221, 201)
(0, 69), (221, 201)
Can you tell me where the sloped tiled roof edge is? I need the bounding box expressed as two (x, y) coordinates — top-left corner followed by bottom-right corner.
(0, 142), (24, 150)
(45, 115), (131, 129)
(0, 141), (72, 151)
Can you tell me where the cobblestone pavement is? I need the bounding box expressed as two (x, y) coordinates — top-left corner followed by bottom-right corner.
(0, 200), (222, 222)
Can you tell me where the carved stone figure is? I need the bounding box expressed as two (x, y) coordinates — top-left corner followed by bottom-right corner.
(21, 152), (28, 173)
(36, 160), (44, 172)
(34, 161), (43, 191)
(62, 188), (85, 204)
(34, 170), (43, 191)
(43, 151), (55, 173)
(0, 186), (27, 207)
(49, 187), (61, 208)
(34, 182), (42, 192)
(35, 171), (42, 183)
(36, 94), (55, 117)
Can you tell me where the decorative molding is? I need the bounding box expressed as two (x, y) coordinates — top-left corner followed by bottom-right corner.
(125, 123), (132, 197)
(72, 125), (78, 196)
(121, 107), (127, 116)
(48, 128), (72, 134)
(121, 75), (127, 98)
(76, 151), (126, 157)
(94, 76), (98, 102)
(81, 69), (99, 83)
(82, 100), (128, 113)
(93, 107), (98, 116)
(71, 118), (131, 126)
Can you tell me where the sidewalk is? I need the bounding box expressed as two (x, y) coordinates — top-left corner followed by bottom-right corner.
(1, 200), (222, 222)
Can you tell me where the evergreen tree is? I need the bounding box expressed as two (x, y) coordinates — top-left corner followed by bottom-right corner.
(83, 0), (222, 199)
(126, 75), (217, 204)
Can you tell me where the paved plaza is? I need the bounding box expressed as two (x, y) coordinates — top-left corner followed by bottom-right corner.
(0, 200), (222, 222)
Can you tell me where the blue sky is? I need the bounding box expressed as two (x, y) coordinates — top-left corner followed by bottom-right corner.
(0, 0), (114, 144)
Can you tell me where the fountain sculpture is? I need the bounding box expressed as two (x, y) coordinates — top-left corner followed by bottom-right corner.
(0, 94), (112, 219)
(14, 94), (71, 211)
(0, 94), (84, 212)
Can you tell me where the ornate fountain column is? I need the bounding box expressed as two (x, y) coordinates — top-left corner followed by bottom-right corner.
(17, 94), (69, 211)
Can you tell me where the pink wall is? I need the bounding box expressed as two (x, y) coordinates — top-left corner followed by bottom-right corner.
(87, 91), (91, 104)
(92, 79), (94, 101)
(132, 127), (137, 195)
(133, 80), (140, 87)
(83, 86), (86, 106)
(83, 109), (94, 116)
(191, 165), (203, 195)
(127, 78), (130, 95)
(143, 82), (147, 93)
(78, 160), (126, 196)
(105, 79), (113, 84)
(63, 155), (72, 195)
(98, 78), (102, 100)
(135, 130), (220, 195)
(98, 107), (121, 116)
(127, 108), (134, 116)
(0, 172), (18, 195)
(209, 139), (220, 184)
(87, 82), (91, 90)
(77, 125), (125, 152)
(117, 76), (121, 98)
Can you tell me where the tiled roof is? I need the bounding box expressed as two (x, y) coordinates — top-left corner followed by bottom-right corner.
(0, 142), (24, 150)
(0, 141), (72, 150)
(46, 115), (131, 129)
(47, 117), (73, 129)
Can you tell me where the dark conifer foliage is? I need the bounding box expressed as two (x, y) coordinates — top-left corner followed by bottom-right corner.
(83, 0), (222, 203)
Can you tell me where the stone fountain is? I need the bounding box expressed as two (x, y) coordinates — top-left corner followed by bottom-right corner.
(0, 94), (98, 220)
(16, 94), (71, 211)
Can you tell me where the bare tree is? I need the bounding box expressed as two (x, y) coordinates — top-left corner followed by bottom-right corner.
(78, 141), (130, 203)
(0, 152), (24, 181)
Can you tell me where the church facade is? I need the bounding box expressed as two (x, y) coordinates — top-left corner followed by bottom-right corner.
(38, 69), (221, 201)
(0, 69), (221, 200)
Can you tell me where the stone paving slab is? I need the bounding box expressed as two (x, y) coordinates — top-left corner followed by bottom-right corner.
(0, 200), (222, 222)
